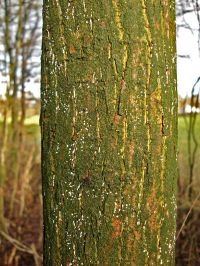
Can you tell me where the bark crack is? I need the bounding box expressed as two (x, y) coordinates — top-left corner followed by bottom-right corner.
(142, 0), (153, 153)
(54, 0), (68, 73)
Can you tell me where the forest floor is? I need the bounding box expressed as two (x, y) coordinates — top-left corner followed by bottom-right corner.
(0, 114), (199, 265)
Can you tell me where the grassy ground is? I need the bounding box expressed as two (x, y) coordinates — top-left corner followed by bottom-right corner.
(24, 115), (40, 126)
(178, 114), (200, 194)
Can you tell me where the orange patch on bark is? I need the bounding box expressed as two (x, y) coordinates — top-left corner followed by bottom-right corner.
(129, 141), (134, 166)
(121, 79), (126, 91)
(0, 187), (4, 196)
(113, 114), (122, 125)
(134, 230), (141, 240)
(66, 259), (71, 266)
(70, 43), (76, 55)
(146, 183), (158, 231)
(112, 218), (122, 239)
(154, 20), (160, 31)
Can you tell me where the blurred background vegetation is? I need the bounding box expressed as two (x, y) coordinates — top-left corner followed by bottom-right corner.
(0, 0), (199, 265)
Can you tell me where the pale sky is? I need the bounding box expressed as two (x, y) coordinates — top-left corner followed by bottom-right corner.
(176, 11), (200, 97)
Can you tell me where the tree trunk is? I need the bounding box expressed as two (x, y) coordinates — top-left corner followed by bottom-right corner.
(41, 1), (177, 265)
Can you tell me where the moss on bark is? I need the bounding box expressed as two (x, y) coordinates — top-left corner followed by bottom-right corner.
(41, 1), (177, 265)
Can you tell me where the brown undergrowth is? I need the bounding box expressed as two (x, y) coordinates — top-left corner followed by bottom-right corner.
(0, 122), (42, 266)
(176, 187), (200, 266)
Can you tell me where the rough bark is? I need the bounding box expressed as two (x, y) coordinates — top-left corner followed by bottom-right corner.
(41, 1), (177, 265)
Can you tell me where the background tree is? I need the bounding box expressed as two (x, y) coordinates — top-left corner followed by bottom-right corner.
(41, 1), (177, 265)
(0, 0), (41, 226)
(176, 0), (200, 200)
(176, 1), (200, 265)
(0, 1), (42, 264)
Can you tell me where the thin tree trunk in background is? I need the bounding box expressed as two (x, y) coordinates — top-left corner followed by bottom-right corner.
(8, 0), (23, 215)
(41, 1), (177, 265)
(0, 0), (42, 235)
(0, 0), (11, 231)
(0, 97), (8, 231)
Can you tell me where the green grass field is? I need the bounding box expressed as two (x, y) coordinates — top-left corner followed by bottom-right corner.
(178, 114), (200, 190)
(24, 114), (40, 125)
